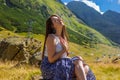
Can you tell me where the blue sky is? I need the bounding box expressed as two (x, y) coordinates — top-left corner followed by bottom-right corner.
(61, 0), (120, 14)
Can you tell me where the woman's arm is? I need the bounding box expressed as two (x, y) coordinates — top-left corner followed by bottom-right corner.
(46, 34), (66, 63)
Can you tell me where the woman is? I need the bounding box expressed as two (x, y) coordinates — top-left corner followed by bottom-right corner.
(40, 15), (96, 80)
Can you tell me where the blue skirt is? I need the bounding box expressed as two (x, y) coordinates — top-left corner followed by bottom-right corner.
(40, 56), (96, 80)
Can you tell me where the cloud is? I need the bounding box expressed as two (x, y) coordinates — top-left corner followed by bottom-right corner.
(63, 0), (103, 14)
(64, 2), (68, 5)
(73, 0), (103, 14)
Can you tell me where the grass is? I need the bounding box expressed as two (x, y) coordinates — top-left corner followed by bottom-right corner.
(0, 61), (40, 80)
(0, 30), (120, 80)
(69, 42), (120, 62)
(0, 27), (18, 39)
(90, 63), (120, 80)
(0, 60), (120, 80)
(0, 28), (120, 62)
(0, 29), (120, 80)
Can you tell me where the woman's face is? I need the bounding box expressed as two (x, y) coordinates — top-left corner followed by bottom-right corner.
(51, 16), (64, 29)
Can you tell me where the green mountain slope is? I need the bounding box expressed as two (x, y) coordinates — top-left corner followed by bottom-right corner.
(0, 0), (111, 46)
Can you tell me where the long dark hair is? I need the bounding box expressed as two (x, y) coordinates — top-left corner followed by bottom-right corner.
(42, 15), (69, 59)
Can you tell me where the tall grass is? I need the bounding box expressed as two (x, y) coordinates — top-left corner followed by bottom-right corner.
(90, 63), (120, 80)
(0, 61), (120, 80)
(0, 61), (40, 80)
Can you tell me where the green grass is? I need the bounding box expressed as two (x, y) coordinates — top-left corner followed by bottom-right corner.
(0, 0), (112, 46)
(0, 27), (19, 40)
(0, 28), (120, 62)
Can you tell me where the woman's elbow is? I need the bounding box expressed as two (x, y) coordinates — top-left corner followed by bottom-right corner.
(48, 58), (55, 63)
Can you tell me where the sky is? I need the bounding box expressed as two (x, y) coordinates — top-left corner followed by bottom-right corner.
(61, 0), (120, 14)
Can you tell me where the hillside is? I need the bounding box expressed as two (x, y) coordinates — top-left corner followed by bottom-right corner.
(67, 1), (120, 44)
(0, 0), (112, 46)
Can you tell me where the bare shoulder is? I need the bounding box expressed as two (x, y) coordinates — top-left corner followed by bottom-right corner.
(46, 34), (55, 43)
(47, 34), (54, 40)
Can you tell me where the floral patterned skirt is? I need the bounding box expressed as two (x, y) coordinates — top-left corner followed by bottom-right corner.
(40, 56), (96, 80)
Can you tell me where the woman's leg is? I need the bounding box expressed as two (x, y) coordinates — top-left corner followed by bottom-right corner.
(73, 60), (87, 80)
(76, 56), (89, 75)
(84, 64), (89, 75)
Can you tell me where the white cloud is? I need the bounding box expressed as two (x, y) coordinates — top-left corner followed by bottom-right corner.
(73, 0), (103, 14)
(64, 2), (68, 5)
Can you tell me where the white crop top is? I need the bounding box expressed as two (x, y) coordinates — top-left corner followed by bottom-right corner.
(44, 34), (67, 58)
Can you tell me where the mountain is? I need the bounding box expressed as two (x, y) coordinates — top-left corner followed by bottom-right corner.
(67, 1), (120, 44)
(103, 10), (120, 44)
(67, 1), (102, 27)
(103, 10), (120, 25)
(0, 0), (112, 46)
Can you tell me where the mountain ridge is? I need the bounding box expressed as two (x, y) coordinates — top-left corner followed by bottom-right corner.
(67, 1), (120, 44)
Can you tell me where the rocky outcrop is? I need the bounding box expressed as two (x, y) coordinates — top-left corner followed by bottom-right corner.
(112, 57), (120, 63)
(0, 36), (42, 63)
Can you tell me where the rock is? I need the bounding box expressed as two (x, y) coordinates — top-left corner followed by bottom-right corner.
(0, 36), (42, 66)
(112, 57), (120, 63)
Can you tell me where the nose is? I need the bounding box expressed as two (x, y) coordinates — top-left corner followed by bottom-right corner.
(59, 19), (63, 23)
(60, 20), (62, 23)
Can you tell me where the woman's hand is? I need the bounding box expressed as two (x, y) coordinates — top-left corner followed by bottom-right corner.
(64, 41), (69, 51)
(60, 37), (68, 50)
(61, 41), (67, 52)
(59, 37), (69, 56)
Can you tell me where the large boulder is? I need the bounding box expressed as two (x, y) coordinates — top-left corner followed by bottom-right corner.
(0, 36), (42, 63)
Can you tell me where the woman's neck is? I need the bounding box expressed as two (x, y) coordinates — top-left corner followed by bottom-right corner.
(55, 29), (62, 37)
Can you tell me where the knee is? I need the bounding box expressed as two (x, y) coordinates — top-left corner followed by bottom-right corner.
(84, 65), (89, 74)
(73, 60), (83, 66)
(76, 56), (84, 61)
